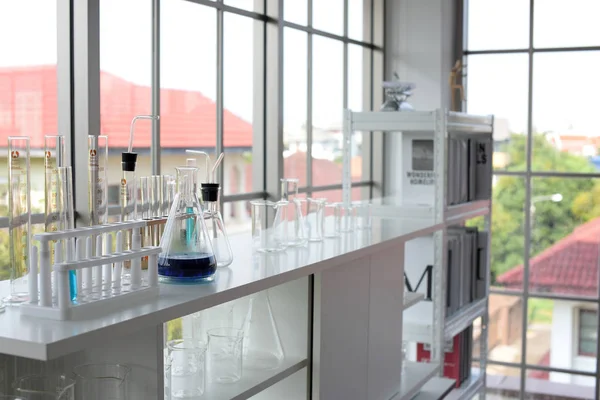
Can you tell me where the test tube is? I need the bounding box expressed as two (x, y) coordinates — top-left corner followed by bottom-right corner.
(88, 135), (108, 226)
(57, 166), (76, 301)
(4, 137), (31, 304)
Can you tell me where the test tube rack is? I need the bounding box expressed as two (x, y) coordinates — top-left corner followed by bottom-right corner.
(20, 220), (161, 321)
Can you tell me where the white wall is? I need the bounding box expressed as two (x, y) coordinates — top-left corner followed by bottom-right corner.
(384, 0), (457, 196)
(549, 301), (595, 387)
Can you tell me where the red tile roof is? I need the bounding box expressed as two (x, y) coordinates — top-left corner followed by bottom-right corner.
(497, 217), (600, 296)
(0, 65), (252, 149)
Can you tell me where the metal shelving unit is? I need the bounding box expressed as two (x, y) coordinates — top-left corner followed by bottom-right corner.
(343, 109), (493, 400)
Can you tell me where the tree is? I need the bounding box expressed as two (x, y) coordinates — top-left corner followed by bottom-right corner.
(484, 133), (600, 285)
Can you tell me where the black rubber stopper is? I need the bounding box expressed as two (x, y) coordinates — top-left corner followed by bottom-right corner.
(121, 152), (138, 172)
(201, 183), (220, 202)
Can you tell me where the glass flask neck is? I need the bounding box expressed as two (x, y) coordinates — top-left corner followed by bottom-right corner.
(280, 179), (299, 201)
(206, 201), (219, 213)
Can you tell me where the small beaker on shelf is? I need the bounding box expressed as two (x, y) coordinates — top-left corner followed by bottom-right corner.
(158, 166), (217, 283)
(250, 200), (288, 253)
(207, 328), (244, 383)
(201, 183), (233, 268)
(166, 339), (207, 398)
(73, 363), (130, 400)
(13, 374), (75, 400)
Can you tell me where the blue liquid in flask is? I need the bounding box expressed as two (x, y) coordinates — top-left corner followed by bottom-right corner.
(158, 252), (217, 282)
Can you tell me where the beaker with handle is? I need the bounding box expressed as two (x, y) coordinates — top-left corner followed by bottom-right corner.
(73, 363), (130, 400)
(13, 375), (75, 400)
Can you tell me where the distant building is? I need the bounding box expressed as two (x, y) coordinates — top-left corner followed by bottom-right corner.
(497, 218), (600, 388)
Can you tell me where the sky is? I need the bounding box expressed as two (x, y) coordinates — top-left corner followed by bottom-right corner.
(1, 0), (599, 137)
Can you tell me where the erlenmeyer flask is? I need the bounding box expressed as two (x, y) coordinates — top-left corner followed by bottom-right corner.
(201, 183), (233, 268)
(159, 167), (217, 283)
(281, 178), (306, 247)
(242, 290), (285, 370)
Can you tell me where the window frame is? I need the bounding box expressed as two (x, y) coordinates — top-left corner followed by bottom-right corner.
(577, 308), (597, 358)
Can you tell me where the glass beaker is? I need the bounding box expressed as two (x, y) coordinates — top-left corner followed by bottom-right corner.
(323, 202), (341, 238)
(251, 200), (288, 253)
(72, 363), (130, 400)
(192, 301), (236, 346)
(201, 183), (233, 268)
(5, 136), (31, 304)
(207, 328), (244, 383)
(354, 202), (372, 230)
(158, 166), (217, 283)
(280, 179), (306, 247)
(297, 198), (325, 242)
(242, 290), (285, 370)
(166, 339), (207, 398)
(13, 375), (75, 400)
(337, 204), (356, 233)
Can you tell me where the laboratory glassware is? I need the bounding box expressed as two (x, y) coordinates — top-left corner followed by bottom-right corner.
(166, 339), (207, 398)
(158, 166), (217, 283)
(5, 136), (31, 304)
(242, 290), (285, 370)
(250, 200), (288, 253)
(354, 202), (372, 230)
(73, 363), (130, 400)
(302, 198), (325, 242)
(280, 178), (306, 247)
(323, 202), (341, 238)
(88, 135), (108, 226)
(207, 328), (244, 383)
(201, 183), (233, 268)
(56, 166), (76, 301)
(192, 301), (235, 346)
(13, 374), (75, 400)
(44, 135), (65, 234)
(337, 204), (356, 233)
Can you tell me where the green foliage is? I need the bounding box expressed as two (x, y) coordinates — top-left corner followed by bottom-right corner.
(491, 133), (600, 285)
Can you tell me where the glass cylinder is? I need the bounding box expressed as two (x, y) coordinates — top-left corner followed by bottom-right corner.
(297, 198), (325, 242)
(166, 339), (207, 399)
(323, 202), (341, 238)
(280, 178), (306, 247)
(250, 200), (288, 253)
(120, 170), (137, 223)
(5, 136), (31, 304)
(44, 135), (65, 234)
(13, 374), (75, 400)
(57, 167), (76, 301)
(162, 175), (174, 217)
(337, 204), (356, 233)
(151, 175), (161, 219)
(73, 363), (130, 400)
(207, 328), (244, 383)
(354, 202), (372, 230)
(88, 135), (108, 226)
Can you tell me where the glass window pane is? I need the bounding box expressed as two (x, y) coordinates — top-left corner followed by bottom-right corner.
(223, 13), (259, 195)
(160, 1), (217, 179)
(312, 0), (344, 36)
(467, 0), (529, 51)
(526, 299), (597, 374)
(348, 0), (369, 42)
(311, 36), (343, 187)
(223, 200), (253, 234)
(488, 294), (523, 364)
(489, 175), (525, 291)
(284, 0), (307, 26)
(525, 177), (599, 298)
(348, 45), (370, 182)
(225, 0), (263, 13)
(466, 54), (529, 171)
(486, 366), (521, 399)
(534, 0), (600, 49)
(101, 0), (153, 205)
(0, 0), (58, 219)
(525, 369), (596, 399)
(532, 52), (600, 172)
(283, 28), (308, 184)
